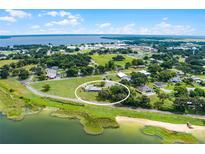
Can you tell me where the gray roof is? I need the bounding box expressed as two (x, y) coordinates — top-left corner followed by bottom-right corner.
(138, 85), (153, 93)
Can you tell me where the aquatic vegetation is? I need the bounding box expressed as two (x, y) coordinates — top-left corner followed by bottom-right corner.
(51, 109), (119, 135)
(142, 126), (199, 144)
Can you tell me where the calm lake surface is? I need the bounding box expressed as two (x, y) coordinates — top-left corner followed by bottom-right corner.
(0, 35), (115, 47)
(0, 110), (162, 144)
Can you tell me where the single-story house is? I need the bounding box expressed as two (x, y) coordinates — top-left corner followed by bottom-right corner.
(138, 70), (151, 76)
(154, 82), (167, 88)
(186, 87), (195, 92)
(117, 71), (127, 78)
(46, 68), (57, 79)
(176, 70), (185, 76)
(191, 76), (203, 83)
(84, 85), (102, 92)
(117, 72), (131, 81)
(132, 65), (146, 68)
(138, 85), (154, 93)
(169, 76), (181, 83)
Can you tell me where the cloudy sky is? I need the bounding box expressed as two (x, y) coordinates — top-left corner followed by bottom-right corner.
(0, 9), (205, 35)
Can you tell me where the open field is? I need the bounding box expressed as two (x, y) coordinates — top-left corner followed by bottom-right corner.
(76, 88), (99, 102)
(91, 54), (135, 66)
(0, 60), (18, 67)
(31, 76), (103, 98)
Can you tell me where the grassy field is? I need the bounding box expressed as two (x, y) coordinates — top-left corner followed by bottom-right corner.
(76, 88), (99, 102)
(0, 60), (18, 67)
(91, 54), (135, 66)
(142, 126), (198, 144)
(31, 76), (103, 98)
(1, 78), (205, 136)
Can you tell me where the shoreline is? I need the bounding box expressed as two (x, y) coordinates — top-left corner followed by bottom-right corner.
(116, 116), (205, 133)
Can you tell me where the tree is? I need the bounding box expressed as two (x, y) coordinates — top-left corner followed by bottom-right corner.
(174, 85), (188, 97)
(132, 59), (144, 66)
(154, 101), (164, 110)
(105, 60), (115, 70)
(190, 88), (205, 97)
(112, 55), (125, 61)
(131, 72), (148, 86)
(42, 84), (50, 92)
(11, 69), (19, 77)
(81, 66), (94, 76)
(173, 97), (186, 112)
(148, 64), (162, 75)
(125, 62), (131, 69)
(139, 95), (151, 108)
(18, 69), (29, 80)
(158, 70), (176, 82)
(158, 92), (169, 102)
(160, 60), (173, 69)
(96, 65), (106, 74)
(0, 69), (9, 79)
(38, 74), (46, 81)
(66, 67), (79, 77)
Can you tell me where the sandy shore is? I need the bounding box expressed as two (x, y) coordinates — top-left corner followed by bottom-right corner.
(116, 116), (205, 133)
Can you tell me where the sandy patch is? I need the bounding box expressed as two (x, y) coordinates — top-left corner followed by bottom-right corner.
(116, 116), (205, 133)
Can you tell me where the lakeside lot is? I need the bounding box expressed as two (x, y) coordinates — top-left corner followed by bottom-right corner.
(31, 75), (102, 98)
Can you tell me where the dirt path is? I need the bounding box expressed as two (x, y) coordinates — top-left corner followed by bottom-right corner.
(116, 116), (205, 133)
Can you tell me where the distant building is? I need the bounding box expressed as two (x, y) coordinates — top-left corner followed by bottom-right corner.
(186, 87), (195, 92)
(191, 76), (203, 83)
(84, 85), (102, 92)
(132, 65), (146, 68)
(138, 70), (151, 76)
(169, 76), (181, 83)
(154, 82), (167, 88)
(138, 85), (154, 94)
(117, 72), (131, 81)
(46, 68), (57, 79)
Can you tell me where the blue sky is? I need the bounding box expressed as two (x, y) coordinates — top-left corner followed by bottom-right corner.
(0, 9), (205, 35)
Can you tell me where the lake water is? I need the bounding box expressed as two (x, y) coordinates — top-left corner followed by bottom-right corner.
(0, 35), (115, 47)
(0, 110), (161, 144)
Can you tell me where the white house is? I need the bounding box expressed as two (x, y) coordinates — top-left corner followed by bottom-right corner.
(117, 72), (127, 78)
(138, 70), (151, 76)
(117, 72), (131, 81)
(46, 68), (57, 79)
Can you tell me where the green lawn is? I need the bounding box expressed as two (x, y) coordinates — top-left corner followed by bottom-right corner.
(91, 54), (135, 66)
(196, 75), (205, 79)
(76, 87), (99, 102)
(0, 60), (18, 67)
(31, 76), (103, 98)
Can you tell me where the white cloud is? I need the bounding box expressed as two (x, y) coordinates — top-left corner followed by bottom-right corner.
(0, 9), (31, 23)
(45, 18), (80, 27)
(30, 25), (40, 29)
(95, 23), (136, 34)
(0, 16), (16, 22)
(138, 20), (195, 35)
(5, 9), (31, 18)
(162, 17), (168, 21)
(97, 23), (112, 28)
(94, 18), (196, 35)
(43, 10), (83, 27)
(46, 11), (58, 17)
